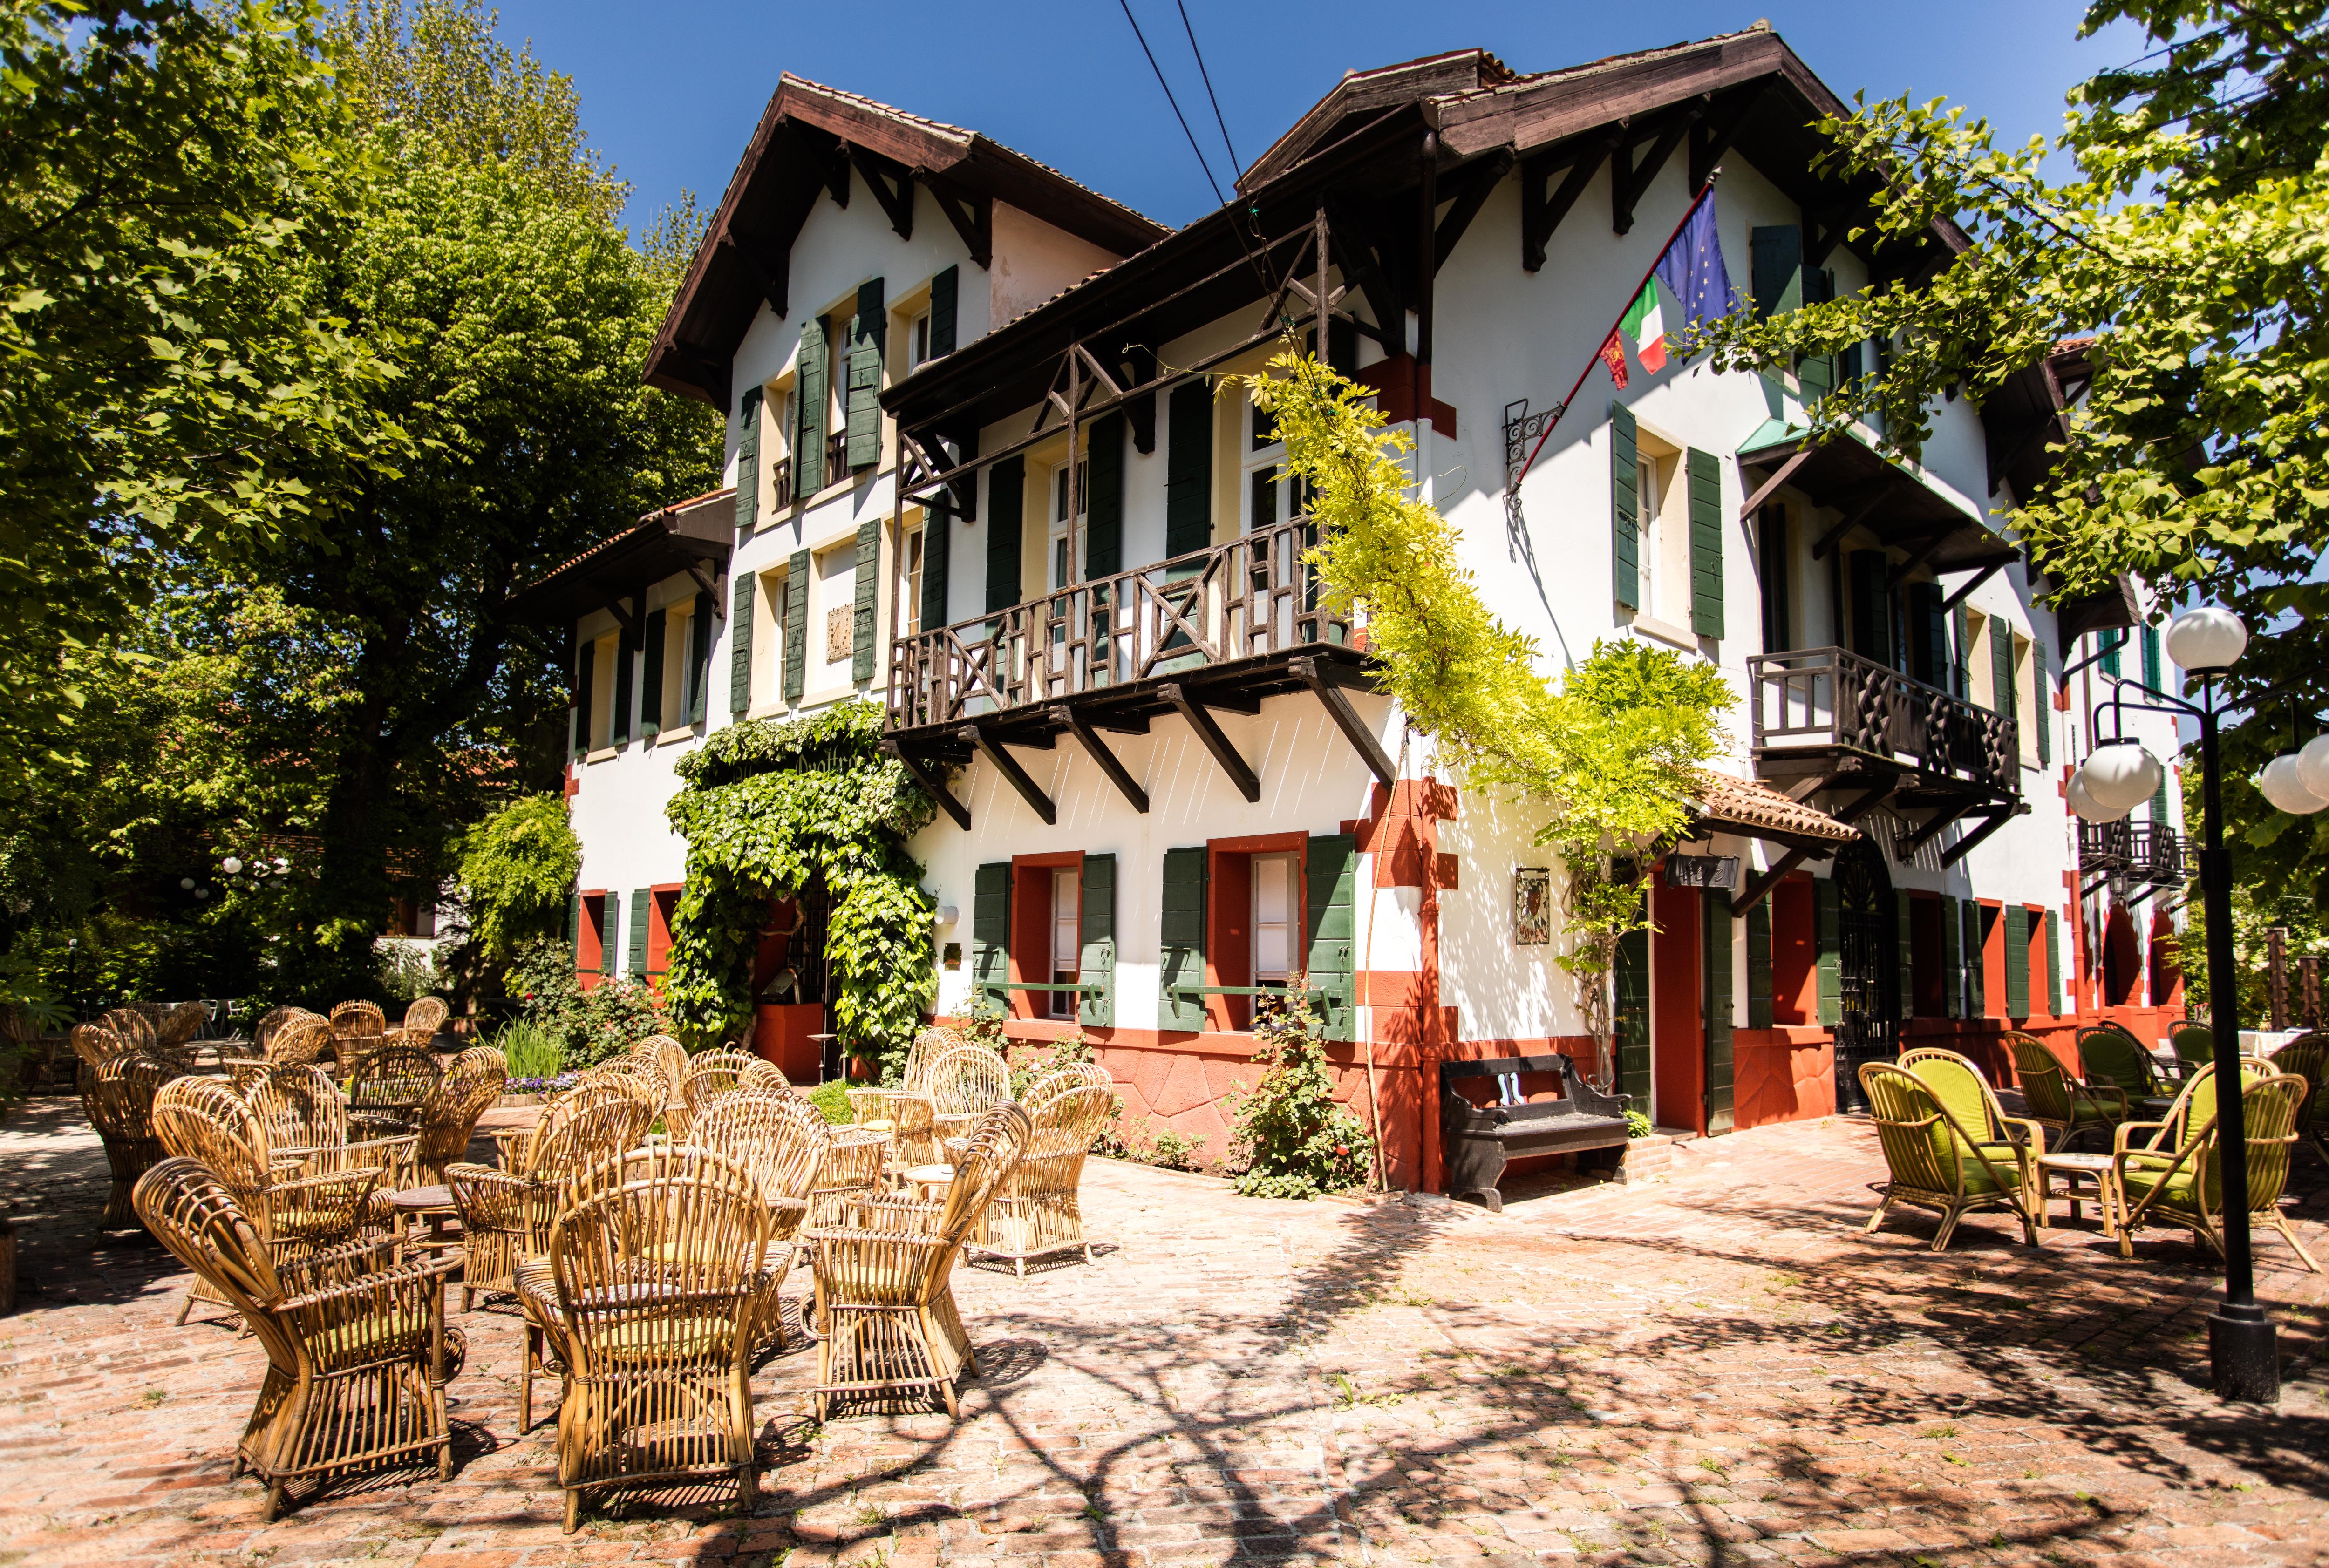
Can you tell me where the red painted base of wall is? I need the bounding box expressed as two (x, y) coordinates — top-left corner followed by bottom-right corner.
(1734, 1027), (1835, 1129)
(752, 1004), (825, 1085)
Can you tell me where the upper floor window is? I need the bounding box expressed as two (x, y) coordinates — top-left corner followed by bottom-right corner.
(908, 308), (933, 371)
(1050, 455), (1087, 590)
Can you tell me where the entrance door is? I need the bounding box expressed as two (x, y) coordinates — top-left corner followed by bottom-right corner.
(1832, 842), (1900, 1112)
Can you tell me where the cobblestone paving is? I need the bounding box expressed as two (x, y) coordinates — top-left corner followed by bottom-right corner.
(2, 1095), (2325, 1568)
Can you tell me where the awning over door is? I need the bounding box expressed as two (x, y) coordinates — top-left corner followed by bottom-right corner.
(1684, 769), (1860, 855)
(1737, 421), (2018, 575)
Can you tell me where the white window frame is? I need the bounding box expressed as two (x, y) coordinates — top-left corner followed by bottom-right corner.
(1049, 867), (1080, 1021)
(1252, 852), (1298, 985)
(1049, 454), (1088, 591)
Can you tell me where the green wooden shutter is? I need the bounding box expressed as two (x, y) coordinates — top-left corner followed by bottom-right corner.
(985, 455), (1024, 611)
(1085, 413), (1125, 578)
(1896, 891), (1915, 1023)
(2045, 909), (2062, 1017)
(599, 892), (618, 976)
(640, 607), (666, 733)
(1745, 898), (1773, 1030)
(1614, 896), (1650, 1102)
(920, 504), (950, 634)
(795, 315), (827, 494)
(1797, 269), (1837, 400)
(971, 862), (1011, 1006)
(729, 573), (755, 718)
(1078, 853), (1116, 1028)
(783, 550), (809, 703)
(1164, 383), (1213, 557)
(1941, 894), (1962, 1019)
(567, 891), (582, 960)
(1305, 834), (1357, 1042)
(1686, 446), (1723, 638)
(1964, 901), (1988, 1018)
(2033, 636), (2051, 762)
(1611, 402), (1639, 610)
(1849, 550), (1891, 666)
(928, 265), (958, 358)
(1160, 847), (1209, 1031)
(1750, 225), (1804, 319)
(1815, 876), (1841, 1025)
(734, 387), (761, 540)
(2149, 774), (2171, 826)
(572, 634), (594, 758)
(1906, 582), (1946, 686)
(1991, 620), (2015, 718)
(1703, 893), (1735, 1134)
(627, 887), (650, 979)
(851, 519), (879, 683)
(2004, 903), (2029, 1017)
(1952, 602), (1971, 697)
(611, 616), (635, 746)
(688, 590), (712, 724)
(2141, 625), (2161, 689)
(2100, 630), (2122, 678)
(846, 278), (885, 470)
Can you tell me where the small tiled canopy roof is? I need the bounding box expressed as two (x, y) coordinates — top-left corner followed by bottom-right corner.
(1684, 770), (1859, 848)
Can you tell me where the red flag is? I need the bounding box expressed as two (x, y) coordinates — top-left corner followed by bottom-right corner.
(1598, 328), (1629, 389)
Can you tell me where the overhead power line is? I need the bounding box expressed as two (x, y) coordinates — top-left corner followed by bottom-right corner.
(1173, 0), (1243, 187)
(1116, 0), (1227, 208)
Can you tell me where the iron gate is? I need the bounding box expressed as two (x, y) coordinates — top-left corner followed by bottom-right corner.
(1833, 842), (1900, 1113)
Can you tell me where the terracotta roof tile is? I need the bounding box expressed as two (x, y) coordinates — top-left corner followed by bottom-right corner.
(1685, 770), (1860, 844)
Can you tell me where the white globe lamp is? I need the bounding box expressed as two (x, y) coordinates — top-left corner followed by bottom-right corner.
(2082, 740), (2164, 813)
(2163, 606), (2247, 674)
(2066, 767), (2132, 823)
(2259, 755), (2328, 815)
(220, 856), (243, 875)
(2297, 734), (2329, 801)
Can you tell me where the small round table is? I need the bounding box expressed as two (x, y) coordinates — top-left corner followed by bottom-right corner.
(2037, 1150), (2118, 1232)
(389, 1184), (463, 1263)
(901, 1163), (955, 1202)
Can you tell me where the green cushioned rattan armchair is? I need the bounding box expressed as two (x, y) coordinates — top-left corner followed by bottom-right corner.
(2263, 1032), (2326, 1165)
(2114, 1066), (2318, 1272)
(2005, 1032), (2127, 1152)
(2169, 1023), (2216, 1079)
(2078, 1025), (2171, 1102)
(1859, 1062), (2042, 1252)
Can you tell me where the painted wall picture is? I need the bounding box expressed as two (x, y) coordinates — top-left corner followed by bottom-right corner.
(1514, 867), (1553, 945)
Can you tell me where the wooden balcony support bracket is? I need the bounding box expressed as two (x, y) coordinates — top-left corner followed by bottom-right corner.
(1163, 683), (1260, 803)
(1941, 559), (2008, 611)
(1886, 529), (1953, 589)
(1897, 800), (1973, 858)
(1939, 802), (2028, 867)
(1292, 656), (1396, 790)
(1690, 85), (1764, 191)
(957, 723), (1056, 826)
(1810, 489), (1887, 558)
(1320, 199), (1403, 346)
(685, 562), (724, 614)
(1730, 847), (1811, 916)
(596, 589), (638, 638)
(880, 739), (971, 831)
(1738, 447), (1817, 523)
(1522, 130), (1619, 272)
(1052, 704), (1149, 814)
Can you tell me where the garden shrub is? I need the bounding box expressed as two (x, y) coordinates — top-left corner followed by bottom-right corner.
(503, 937), (665, 1065)
(1222, 991), (1373, 1200)
(457, 793), (583, 961)
(804, 1079), (852, 1125)
(491, 1017), (566, 1086)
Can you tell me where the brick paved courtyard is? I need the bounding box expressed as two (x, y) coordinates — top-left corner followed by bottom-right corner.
(2, 1095), (2325, 1568)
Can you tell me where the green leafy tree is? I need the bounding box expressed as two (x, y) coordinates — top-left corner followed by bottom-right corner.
(1688, 1), (2329, 937)
(456, 792), (580, 961)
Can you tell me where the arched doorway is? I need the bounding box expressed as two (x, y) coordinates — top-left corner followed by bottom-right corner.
(1832, 841), (1900, 1113)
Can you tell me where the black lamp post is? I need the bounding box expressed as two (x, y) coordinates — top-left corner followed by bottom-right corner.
(2069, 605), (2280, 1403)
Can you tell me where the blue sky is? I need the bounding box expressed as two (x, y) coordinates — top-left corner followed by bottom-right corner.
(480, 0), (2142, 240)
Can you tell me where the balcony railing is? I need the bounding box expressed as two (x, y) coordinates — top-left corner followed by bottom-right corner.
(887, 518), (1351, 731)
(2079, 820), (2191, 886)
(1748, 645), (2020, 796)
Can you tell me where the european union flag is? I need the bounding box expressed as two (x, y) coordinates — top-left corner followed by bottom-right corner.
(1654, 194), (1742, 358)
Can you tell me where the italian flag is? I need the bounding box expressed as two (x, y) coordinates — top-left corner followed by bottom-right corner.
(1621, 281), (1668, 372)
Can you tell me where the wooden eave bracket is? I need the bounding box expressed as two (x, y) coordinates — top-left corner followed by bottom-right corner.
(1897, 800), (1973, 857)
(1052, 704), (1148, 813)
(1162, 683), (1259, 802)
(958, 723), (1056, 825)
(1292, 657), (1396, 790)
(1522, 130), (1619, 272)
(881, 738), (971, 830)
(1738, 447), (1817, 523)
(1810, 489), (1887, 559)
(1611, 107), (1697, 237)
(1729, 784), (1889, 913)
(719, 231), (789, 319)
(1939, 802), (2028, 867)
(850, 146), (914, 240)
(1942, 559), (2008, 610)
(1433, 149), (1514, 275)
(921, 172), (993, 268)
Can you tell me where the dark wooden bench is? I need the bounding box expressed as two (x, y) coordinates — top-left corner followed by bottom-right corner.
(1440, 1053), (1634, 1212)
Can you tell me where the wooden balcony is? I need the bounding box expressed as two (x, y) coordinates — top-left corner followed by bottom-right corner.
(2079, 820), (2191, 893)
(883, 519), (1382, 829)
(1747, 645), (2023, 864)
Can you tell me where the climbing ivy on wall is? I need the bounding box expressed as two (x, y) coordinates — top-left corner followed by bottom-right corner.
(1246, 349), (1731, 1073)
(662, 700), (938, 1065)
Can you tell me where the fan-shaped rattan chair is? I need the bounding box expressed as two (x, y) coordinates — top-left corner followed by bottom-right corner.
(80, 1051), (177, 1229)
(2079, 1025), (2170, 1101)
(242, 1064), (417, 1203)
(845, 1025), (960, 1130)
(414, 1046), (507, 1182)
(678, 1050), (784, 1125)
(401, 996), (449, 1043)
(2265, 1032), (2326, 1164)
(1858, 1062), (2041, 1251)
(967, 1079), (1117, 1274)
(693, 1088), (829, 1349)
(267, 1016), (335, 1069)
(248, 1006), (307, 1053)
(102, 1006), (157, 1051)
(133, 1157), (459, 1522)
(71, 1022), (125, 1070)
(343, 1043), (442, 1135)
(455, 1075), (657, 1318)
(808, 1103), (1028, 1419)
(2114, 1066), (2317, 1271)
(2005, 1032), (2126, 1153)
(154, 1000), (210, 1049)
(539, 1146), (769, 1532)
(328, 1000), (387, 1066)
(152, 1077), (382, 1324)
(926, 1045), (1011, 1145)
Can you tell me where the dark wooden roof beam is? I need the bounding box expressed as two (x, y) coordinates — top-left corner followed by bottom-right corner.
(1521, 131), (1617, 272)
(922, 173), (992, 267)
(1804, 206), (1853, 269)
(850, 146), (914, 240)
(1611, 106), (1699, 237)
(1690, 85), (1763, 190)
(1322, 199), (1407, 347)
(1432, 148), (1514, 274)
(718, 231), (789, 320)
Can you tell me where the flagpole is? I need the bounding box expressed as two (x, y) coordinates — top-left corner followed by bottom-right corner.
(1513, 168), (1725, 489)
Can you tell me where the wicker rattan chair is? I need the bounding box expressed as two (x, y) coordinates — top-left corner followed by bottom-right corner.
(2113, 1064), (2316, 1270)
(2169, 1023), (2216, 1077)
(926, 1045), (1011, 1145)
(2006, 1032), (2127, 1153)
(133, 1157), (459, 1521)
(807, 1127), (891, 1227)
(248, 1007), (307, 1053)
(808, 1103), (1028, 1419)
(1859, 1062), (2041, 1251)
(541, 1147), (769, 1531)
(1900, 1046), (2045, 1166)
(152, 1077), (382, 1324)
(968, 1079), (1116, 1274)
(2264, 1032), (2326, 1164)
(845, 1025), (960, 1133)
(80, 1052), (177, 1229)
(154, 1000), (210, 1050)
(453, 1075), (657, 1319)
(693, 1088), (828, 1349)
(266, 1016), (335, 1070)
(414, 1046), (507, 1182)
(678, 1050), (786, 1125)
(401, 996), (449, 1043)
(328, 1000), (387, 1066)
(2079, 1025), (2171, 1100)
(243, 1065), (418, 1200)
(71, 1021), (126, 1070)
(628, 1034), (691, 1137)
(103, 1006), (157, 1052)
(343, 1044), (442, 1135)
